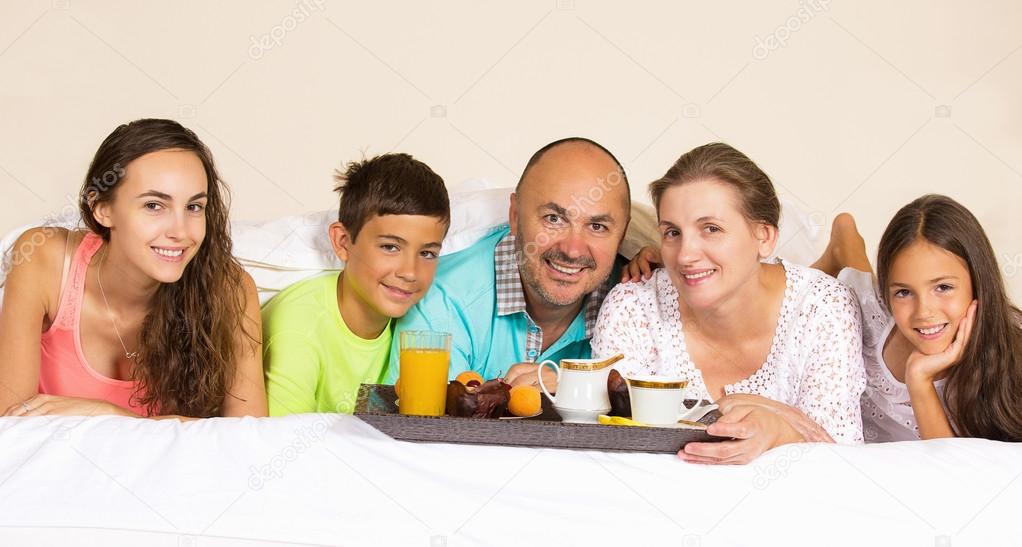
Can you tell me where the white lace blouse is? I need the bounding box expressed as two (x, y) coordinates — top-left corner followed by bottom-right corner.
(837, 268), (946, 443)
(591, 260), (867, 444)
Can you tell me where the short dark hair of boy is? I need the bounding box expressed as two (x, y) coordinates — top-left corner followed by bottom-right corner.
(333, 153), (450, 241)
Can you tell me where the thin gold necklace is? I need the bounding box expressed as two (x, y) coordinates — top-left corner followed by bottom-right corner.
(97, 247), (139, 361)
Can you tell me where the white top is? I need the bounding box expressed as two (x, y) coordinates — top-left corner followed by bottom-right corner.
(837, 268), (946, 443)
(591, 260), (867, 444)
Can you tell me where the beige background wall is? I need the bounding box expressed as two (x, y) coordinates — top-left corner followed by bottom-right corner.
(2, 0), (1020, 299)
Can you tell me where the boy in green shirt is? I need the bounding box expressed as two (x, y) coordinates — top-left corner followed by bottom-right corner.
(262, 153), (450, 415)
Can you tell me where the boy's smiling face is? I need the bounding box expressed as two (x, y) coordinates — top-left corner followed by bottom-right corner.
(330, 214), (447, 337)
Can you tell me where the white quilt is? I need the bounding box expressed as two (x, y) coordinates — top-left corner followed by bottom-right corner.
(0, 414), (1019, 546)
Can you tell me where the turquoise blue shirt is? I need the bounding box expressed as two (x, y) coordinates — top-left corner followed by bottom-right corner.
(386, 225), (619, 382)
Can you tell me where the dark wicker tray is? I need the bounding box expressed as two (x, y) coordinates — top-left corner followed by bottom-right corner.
(354, 384), (724, 454)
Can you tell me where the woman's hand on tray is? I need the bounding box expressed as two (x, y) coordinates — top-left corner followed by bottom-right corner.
(715, 394), (834, 443)
(677, 402), (804, 465)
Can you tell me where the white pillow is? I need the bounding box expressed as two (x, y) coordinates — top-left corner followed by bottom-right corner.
(0, 184), (820, 305)
(231, 187), (819, 302)
(773, 195), (823, 266)
(232, 186), (516, 302)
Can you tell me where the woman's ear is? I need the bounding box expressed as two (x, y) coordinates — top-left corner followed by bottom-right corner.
(328, 222), (352, 262)
(755, 222), (779, 259)
(92, 199), (114, 230)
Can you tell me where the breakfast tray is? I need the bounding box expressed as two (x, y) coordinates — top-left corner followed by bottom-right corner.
(354, 384), (724, 454)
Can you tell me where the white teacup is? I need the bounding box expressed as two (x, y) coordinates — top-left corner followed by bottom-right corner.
(537, 358), (614, 424)
(625, 376), (714, 426)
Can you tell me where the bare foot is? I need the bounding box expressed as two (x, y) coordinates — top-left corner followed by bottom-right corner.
(813, 213), (869, 276)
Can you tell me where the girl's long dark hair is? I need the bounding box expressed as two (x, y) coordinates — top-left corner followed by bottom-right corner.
(877, 194), (1022, 441)
(79, 119), (254, 417)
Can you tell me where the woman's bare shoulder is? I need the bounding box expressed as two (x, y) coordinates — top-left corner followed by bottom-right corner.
(8, 227), (79, 274)
(6, 228), (89, 306)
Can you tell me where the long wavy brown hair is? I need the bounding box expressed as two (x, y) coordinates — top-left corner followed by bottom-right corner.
(79, 118), (254, 417)
(877, 194), (1022, 441)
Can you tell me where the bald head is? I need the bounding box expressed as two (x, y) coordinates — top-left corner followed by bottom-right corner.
(515, 137), (630, 209)
(509, 137), (631, 312)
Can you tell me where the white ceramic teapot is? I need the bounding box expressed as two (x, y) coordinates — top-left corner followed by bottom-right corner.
(536, 354), (623, 424)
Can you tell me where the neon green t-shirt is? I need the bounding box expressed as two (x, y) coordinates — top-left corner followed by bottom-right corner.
(262, 272), (392, 416)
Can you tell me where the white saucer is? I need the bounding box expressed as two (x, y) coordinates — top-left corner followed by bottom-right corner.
(555, 406), (610, 424)
(498, 410), (543, 420)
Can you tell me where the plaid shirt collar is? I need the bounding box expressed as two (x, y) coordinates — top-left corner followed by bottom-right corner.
(493, 231), (612, 338)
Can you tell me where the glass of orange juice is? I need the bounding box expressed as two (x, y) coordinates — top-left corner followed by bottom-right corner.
(398, 330), (451, 416)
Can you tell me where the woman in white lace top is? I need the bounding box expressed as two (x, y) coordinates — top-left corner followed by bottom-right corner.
(592, 143), (866, 464)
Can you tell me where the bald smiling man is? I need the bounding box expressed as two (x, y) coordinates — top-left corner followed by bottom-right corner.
(385, 138), (631, 388)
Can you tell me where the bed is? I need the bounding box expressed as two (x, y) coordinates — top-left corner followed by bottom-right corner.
(1, 413), (1019, 546)
(5, 185), (1011, 546)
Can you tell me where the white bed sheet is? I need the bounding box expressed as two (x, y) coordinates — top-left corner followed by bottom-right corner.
(1, 414), (1019, 546)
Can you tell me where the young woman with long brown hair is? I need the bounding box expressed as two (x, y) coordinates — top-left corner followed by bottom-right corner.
(0, 119), (267, 418)
(815, 195), (1022, 441)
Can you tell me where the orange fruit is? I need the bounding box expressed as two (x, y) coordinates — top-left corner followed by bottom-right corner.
(394, 377), (401, 398)
(455, 371), (484, 387)
(508, 385), (541, 417)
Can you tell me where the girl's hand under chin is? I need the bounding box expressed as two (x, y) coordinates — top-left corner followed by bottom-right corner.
(906, 300), (978, 385)
(3, 394), (138, 418)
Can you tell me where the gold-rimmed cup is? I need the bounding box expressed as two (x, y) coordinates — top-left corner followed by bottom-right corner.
(624, 376), (701, 425)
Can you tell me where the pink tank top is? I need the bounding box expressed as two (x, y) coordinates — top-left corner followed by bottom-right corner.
(39, 232), (149, 415)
